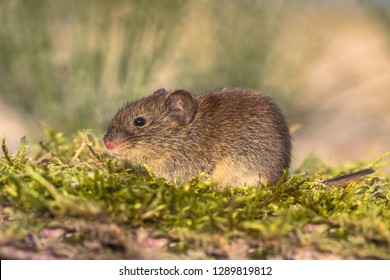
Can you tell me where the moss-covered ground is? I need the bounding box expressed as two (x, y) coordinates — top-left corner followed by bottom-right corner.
(0, 129), (389, 259)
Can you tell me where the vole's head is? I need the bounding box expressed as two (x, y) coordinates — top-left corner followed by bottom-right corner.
(103, 88), (197, 160)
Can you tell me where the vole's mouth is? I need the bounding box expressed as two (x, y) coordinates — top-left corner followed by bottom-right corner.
(106, 148), (122, 156)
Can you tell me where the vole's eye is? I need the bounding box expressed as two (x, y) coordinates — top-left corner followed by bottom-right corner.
(134, 117), (146, 126)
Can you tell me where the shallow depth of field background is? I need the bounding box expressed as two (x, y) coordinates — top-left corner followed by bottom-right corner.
(0, 0), (389, 170)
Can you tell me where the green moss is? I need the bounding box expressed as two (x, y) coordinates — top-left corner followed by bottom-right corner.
(0, 128), (389, 259)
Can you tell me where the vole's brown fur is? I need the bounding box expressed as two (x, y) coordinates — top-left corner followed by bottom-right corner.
(104, 87), (291, 187)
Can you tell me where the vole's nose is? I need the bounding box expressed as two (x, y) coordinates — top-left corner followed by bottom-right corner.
(103, 134), (118, 150)
(104, 139), (116, 150)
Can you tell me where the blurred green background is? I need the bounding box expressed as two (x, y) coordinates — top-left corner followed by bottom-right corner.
(1, 0), (389, 168)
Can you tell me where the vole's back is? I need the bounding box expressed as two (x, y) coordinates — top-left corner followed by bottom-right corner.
(191, 88), (291, 186)
(104, 87), (291, 187)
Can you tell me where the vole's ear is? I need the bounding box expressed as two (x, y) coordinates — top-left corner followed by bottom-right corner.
(167, 90), (197, 125)
(152, 88), (168, 96)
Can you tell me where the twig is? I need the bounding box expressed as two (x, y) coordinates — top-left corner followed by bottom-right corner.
(1, 133), (14, 166)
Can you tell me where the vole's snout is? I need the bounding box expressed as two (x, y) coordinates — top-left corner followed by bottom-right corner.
(104, 139), (116, 150)
(103, 134), (118, 150)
